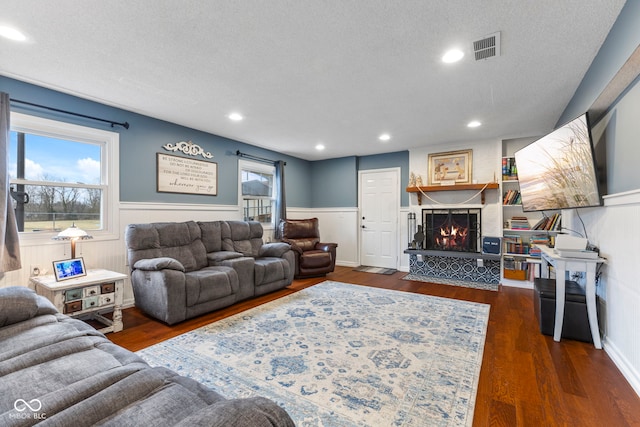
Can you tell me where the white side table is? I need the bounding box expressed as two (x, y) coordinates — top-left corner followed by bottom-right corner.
(538, 245), (605, 349)
(30, 269), (127, 333)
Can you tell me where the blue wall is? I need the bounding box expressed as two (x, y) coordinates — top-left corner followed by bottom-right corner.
(308, 151), (411, 208)
(559, 1), (640, 127)
(310, 156), (357, 208)
(358, 151), (410, 206)
(0, 76), (312, 207)
(1, 76), (410, 209)
(560, 0), (640, 194)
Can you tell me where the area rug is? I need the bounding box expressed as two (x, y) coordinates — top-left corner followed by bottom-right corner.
(353, 265), (397, 275)
(137, 281), (490, 426)
(402, 274), (500, 292)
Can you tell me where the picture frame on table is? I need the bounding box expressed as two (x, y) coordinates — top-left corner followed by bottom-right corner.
(52, 257), (87, 282)
(427, 149), (473, 185)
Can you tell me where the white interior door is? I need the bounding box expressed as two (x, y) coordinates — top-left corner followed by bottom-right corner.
(359, 169), (399, 269)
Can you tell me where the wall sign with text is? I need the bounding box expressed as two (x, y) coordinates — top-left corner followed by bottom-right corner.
(157, 153), (217, 196)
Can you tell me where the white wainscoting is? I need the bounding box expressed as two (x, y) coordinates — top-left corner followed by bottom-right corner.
(0, 203), (362, 309)
(286, 208), (359, 268)
(568, 189), (640, 397)
(399, 207), (411, 272)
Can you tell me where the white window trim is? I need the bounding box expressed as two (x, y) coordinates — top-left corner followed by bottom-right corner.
(238, 159), (275, 226)
(9, 112), (120, 244)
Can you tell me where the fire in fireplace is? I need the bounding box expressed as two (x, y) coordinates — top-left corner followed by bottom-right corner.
(422, 208), (481, 252)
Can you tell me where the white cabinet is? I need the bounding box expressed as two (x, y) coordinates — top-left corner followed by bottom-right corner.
(31, 269), (127, 333)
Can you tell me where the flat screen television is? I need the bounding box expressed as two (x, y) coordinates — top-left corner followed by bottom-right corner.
(514, 113), (602, 212)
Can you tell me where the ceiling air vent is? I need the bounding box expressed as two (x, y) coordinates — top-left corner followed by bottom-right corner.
(473, 31), (501, 61)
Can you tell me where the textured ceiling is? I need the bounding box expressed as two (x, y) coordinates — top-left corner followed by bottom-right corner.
(0, 1), (626, 160)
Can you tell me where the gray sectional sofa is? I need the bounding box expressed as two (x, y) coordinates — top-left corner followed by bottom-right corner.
(0, 286), (294, 426)
(125, 220), (295, 325)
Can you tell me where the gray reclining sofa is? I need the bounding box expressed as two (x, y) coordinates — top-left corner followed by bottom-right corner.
(125, 220), (295, 325)
(0, 286), (294, 426)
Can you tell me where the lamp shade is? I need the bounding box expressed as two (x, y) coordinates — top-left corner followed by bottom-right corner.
(52, 223), (93, 259)
(56, 224), (89, 239)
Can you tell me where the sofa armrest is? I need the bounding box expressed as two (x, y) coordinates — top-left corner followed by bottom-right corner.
(0, 287), (58, 327)
(315, 242), (338, 252)
(207, 251), (244, 264)
(130, 269), (187, 324)
(133, 257), (185, 272)
(280, 238), (303, 255)
(173, 396), (295, 427)
(259, 242), (291, 258)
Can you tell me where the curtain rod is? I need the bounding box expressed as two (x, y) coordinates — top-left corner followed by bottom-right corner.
(10, 98), (130, 129)
(236, 150), (286, 165)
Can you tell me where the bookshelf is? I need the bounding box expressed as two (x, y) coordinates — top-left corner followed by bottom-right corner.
(500, 152), (561, 288)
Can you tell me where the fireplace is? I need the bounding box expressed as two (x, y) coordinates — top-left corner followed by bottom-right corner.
(422, 208), (481, 253)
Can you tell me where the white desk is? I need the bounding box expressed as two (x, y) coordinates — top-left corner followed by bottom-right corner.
(538, 245), (604, 349)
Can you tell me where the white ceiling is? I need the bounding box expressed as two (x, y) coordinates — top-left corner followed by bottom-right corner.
(0, 1), (626, 161)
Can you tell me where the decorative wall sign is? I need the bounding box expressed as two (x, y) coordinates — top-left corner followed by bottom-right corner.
(163, 140), (213, 159)
(427, 149), (473, 185)
(157, 153), (217, 196)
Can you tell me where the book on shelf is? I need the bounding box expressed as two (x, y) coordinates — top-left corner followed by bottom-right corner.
(550, 213), (562, 231)
(502, 157), (518, 180)
(510, 216), (531, 230)
(502, 189), (521, 205)
(531, 216), (547, 230)
(503, 256), (530, 268)
(530, 234), (550, 245)
(529, 246), (542, 257)
(504, 242), (530, 255)
(503, 233), (522, 243)
(531, 213), (562, 231)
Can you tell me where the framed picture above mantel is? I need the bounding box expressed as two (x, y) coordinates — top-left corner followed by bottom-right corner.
(427, 149), (473, 185)
(157, 153), (218, 196)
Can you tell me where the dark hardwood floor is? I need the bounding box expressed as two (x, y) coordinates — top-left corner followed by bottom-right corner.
(108, 266), (640, 426)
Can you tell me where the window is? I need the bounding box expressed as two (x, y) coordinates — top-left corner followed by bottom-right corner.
(8, 113), (119, 239)
(239, 160), (274, 224)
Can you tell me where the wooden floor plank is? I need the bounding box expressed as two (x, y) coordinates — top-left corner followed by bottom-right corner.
(107, 266), (640, 426)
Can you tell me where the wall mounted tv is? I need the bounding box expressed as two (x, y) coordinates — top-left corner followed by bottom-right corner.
(514, 113), (602, 212)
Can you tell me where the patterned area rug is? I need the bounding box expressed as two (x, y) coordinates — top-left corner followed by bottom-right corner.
(402, 274), (500, 291)
(353, 265), (397, 275)
(137, 281), (489, 426)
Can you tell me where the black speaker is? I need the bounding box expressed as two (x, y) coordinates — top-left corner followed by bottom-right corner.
(482, 236), (501, 255)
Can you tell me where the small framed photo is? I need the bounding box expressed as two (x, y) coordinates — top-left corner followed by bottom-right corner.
(427, 149), (473, 185)
(53, 257), (87, 282)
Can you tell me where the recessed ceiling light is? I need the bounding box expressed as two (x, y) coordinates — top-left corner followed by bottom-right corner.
(228, 112), (244, 121)
(0, 25), (27, 42)
(315, 144), (325, 151)
(467, 120), (482, 128)
(379, 133), (391, 141)
(442, 49), (464, 63)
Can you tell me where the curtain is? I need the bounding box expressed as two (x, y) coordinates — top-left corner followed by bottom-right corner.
(0, 92), (21, 274)
(273, 160), (287, 240)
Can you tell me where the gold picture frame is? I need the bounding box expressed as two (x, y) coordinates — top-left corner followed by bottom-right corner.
(427, 149), (473, 185)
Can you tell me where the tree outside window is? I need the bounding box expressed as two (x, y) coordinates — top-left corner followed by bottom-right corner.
(8, 113), (116, 236)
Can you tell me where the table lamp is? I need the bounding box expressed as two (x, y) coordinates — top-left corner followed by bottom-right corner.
(52, 223), (93, 258)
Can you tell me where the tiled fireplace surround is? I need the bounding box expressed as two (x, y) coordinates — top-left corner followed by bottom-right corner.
(405, 208), (501, 285)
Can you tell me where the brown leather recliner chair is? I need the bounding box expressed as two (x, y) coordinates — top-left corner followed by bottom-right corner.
(278, 218), (338, 279)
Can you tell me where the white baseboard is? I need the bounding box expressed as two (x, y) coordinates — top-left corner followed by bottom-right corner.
(603, 338), (640, 398)
(501, 278), (534, 289)
(336, 261), (359, 268)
